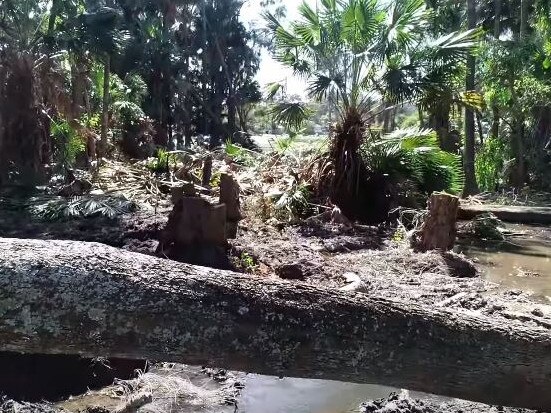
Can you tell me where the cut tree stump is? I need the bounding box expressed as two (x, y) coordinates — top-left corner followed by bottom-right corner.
(171, 182), (197, 204)
(413, 192), (459, 251)
(202, 155), (213, 188)
(157, 197), (228, 266)
(1, 238), (551, 410)
(219, 173), (242, 238)
(159, 197), (227, 248)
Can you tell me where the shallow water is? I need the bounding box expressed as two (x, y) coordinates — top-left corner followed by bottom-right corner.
(238, 375), (396, 413)
(458, 225), (551, 302)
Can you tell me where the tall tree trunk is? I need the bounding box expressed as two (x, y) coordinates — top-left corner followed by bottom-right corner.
(99, 55), (111, 159)
(429, 104), (453, 152)
(511, 118), (526, 188)
(463, 0), (479, 196)
(510, 0), (531, 189)
(490, 107), (500, 140)
(494, 0), (501, 37)
(476, 111), (484, 145)
(0, 55), (49, 185)
(228, 94), (237, 138)
(520, 0), (531, 38)
(491, 0), (502, 145)
(47, 0), (60, 41)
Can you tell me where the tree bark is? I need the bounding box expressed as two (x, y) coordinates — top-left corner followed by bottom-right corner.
(494, 0), (501, 38)
(413, 192), (459, 251)
(520, 0), (531, 39)
(219, 173), (242, 238)
(458, 204), (551, 224)
(463, 0), (479, 196)
(0, 54), (49, 186)
(511, 118), (526, 189)
(99, 55), (111, 159)
(1, 238), (551, 410)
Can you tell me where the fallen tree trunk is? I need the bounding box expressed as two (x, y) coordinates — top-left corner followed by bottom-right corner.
(459, 204), (551, 224)
(0, 238), (550, 410)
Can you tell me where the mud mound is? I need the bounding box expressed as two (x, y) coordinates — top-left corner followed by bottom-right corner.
(360, 393), (534, 413)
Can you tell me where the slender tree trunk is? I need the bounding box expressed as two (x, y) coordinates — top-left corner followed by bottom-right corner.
(382, 103), (391, 133)
(418, 108), (425, 128)
(490, 0), (502, 145)
(510, 0), (531, 189)
(228, 94), (237, 138)
(201, 0), (209, 137)
(463, 0), (479, 196)
(490, 107), (500, 140)
(476, 111), (484, 145)
(494, 0), (501, 37)
(520, 0), (531, 38)
(99, 55), (111, 159)
(429, 106), (452, 152)
(511, 119), (526, 189)
(47, 0), (60, 39)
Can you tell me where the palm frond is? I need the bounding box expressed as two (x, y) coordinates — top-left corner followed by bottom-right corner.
(364, 128), (464, 194)
(30, 195), (137, 221)
(308, 73), (345, 101)
(426, 28), (482, 64)
(270, 102), (313, 132)
(265, 82), (283, 100)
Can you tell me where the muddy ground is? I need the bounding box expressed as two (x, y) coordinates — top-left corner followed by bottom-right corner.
(0, 202), (549, 412)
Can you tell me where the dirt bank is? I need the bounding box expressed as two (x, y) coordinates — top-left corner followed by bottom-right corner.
(360, 392), (535, 413)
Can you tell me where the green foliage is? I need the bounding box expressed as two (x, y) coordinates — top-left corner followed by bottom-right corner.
(267, 0), (478, 117)
(272, 176), (312, 221)
(476, 136), (511, 192)
(30, 195), (137, 221)
(147, 149), (177, 173)
(224, 140), (255, 165)
(270, 102), (313, 132)
(51, 119), (86, 168)
(273, 132), (299, 154)
(235, 251), (258, 273)
(363, 128), (464, 195)
(113, 101), (146, 127)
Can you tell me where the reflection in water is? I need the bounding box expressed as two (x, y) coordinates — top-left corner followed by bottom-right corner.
(458, 227), (551, 301)
(238, 375), (396, 413)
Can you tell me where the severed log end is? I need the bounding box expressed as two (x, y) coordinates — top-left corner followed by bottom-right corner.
(413, 192), (459, 252)
(219, 173), (242, 239)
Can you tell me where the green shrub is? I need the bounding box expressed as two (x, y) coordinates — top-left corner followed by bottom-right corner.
(475, 135), (510, 192)
(51, 119), (86, 168)
(362, 128), (464, 196)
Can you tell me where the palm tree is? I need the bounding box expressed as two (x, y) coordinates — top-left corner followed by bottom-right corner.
(0, 1), (53, 185)
(266, 0), (478, 219)
(77, 4), (128, 158)
(463, 0), (480, 196)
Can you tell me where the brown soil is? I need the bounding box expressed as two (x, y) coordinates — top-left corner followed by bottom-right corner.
(232, 218), (549, 329)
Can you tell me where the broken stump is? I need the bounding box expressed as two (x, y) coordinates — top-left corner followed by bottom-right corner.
(219, 173), (242, 238)
(171, 182), (197, 204)
(413, 192), (459, 251)
(202, 155), (213, 188)
(157, 197), (229, 267)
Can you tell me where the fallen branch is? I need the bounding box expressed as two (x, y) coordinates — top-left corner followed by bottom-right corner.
(0, 238), (550, 409)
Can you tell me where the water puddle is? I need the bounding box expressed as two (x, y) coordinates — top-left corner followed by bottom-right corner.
(458, 225), (551, 302)
(238, 375), (397, 413)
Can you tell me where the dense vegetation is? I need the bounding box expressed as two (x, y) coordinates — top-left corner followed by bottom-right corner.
(1, 0), (551, 221)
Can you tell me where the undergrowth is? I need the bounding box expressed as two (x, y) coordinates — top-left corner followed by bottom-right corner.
(29, 195), (137, 220)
